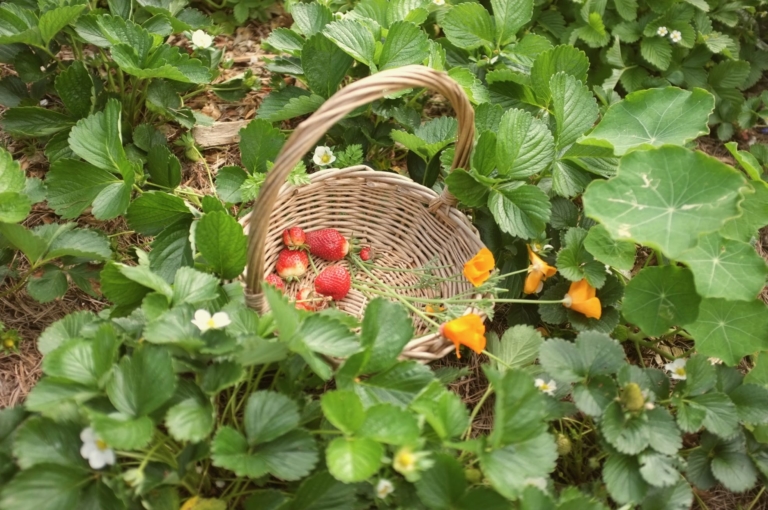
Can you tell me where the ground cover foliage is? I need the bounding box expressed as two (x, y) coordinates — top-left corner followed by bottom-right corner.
(1, 0), (768, 508)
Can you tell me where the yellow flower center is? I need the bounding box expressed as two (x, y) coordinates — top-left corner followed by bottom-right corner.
(207, 318), (216, 328)
(321, 154), (331, 163)
(395, 450), (416, 471)
(540, 383), (551, 391)
(3, 339), (15, 348)
(674, 367), (686, 377)
(96, 439), (109, 451)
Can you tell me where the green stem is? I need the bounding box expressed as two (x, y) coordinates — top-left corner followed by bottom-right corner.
(0, 270), (33, 299)
(194, 148), (216, 190)
(463, 384), (493, 440)
(482, 350), (513, 369)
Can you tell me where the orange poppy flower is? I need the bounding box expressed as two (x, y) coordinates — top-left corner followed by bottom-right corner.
(463, 248), (495, 287)
(441, 314), (486, 358)
(563, 279), (602, 320)
(524, 246), (557, 294)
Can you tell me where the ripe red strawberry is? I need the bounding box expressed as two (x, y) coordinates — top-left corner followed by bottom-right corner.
(359, 246), (372, 261)
(305, 228), (349, 261)
(314, 265), (351, 301)
(276, 249), (309, 280)
(282, 226), (306, 250)
(265, 274), (286, 293)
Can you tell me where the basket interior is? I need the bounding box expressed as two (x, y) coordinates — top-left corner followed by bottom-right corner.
(252, 168), (484, 337)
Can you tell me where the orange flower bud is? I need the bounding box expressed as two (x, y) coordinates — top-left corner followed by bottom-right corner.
(563, 279), (602, 319)
(463, 248), (495, 287)
(441, 314), (486, 358)
(523, 246), (557, 294)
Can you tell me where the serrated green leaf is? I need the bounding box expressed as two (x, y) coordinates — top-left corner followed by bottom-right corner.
(354, 360), (434, 408)
(409, 382), (469, 440)
(584, 88), (714, 155)
(321, 390), (364, 435)
(112, 44), (211, 83)
(90, 412), (154, 450)
(492, 0), (533, 46)
(292, 2), (333, 37)
(196, 211), (247, 279)
(326, 437), (383, 483)
(379, 21), (429, 70)
(323, 19), (376, 67)
(539, 332), (626, 383)
(729, 384), (768, 424)
(245, 391), (300, 444)
(488, 182), (550, 239)
(263, 27), (304, 55)
(479, 432), (557, 499)
(201, 362), (245, 394)
(710, 440), (758, 491)
(238, 119), (285, 174)
(1, 107), (75, 137)
(445, 170), (489, 208)
(39, 5), (85, 45)
(573, 375), (616, 416)
(295, 314), (361, 358)
(640, 36), (672, 70)
(149, 218), (193, 284)
(44, 227), (111, 261)
(302, 33), (352, 98)
(487, 324), (543, 371)
(709, 60), (750, 90)
(496, 108), (555, 178)
(359, 298), (413, 373)
(26, 265), (68, 303)
(583, 146), (744, 258)
(0, 464), (92, 510)
(487, 368), (548, 447)
(54, 61), (94, 119)
(12, 417), (85, 469)
(550, 72), (598, 150)
(68, 98), (130, 175)
(677, 232), (767, 301)
(603, 453), (648, 504)
(107, 346), (176, 417)
(126, 192), (191, 236)
(530, 45), (590, 103)
(146, 145), (181, 189)
(685, 298), (768, 366)
(601, 401), (651, 454)
(441, 3), (495, 50)
(359, 403), (419, 445)
(623, 266), (701, 336)
(690, 392), (739, 438)
(583, 224), (636, 270)
(556, 227), (607, 288)
(682, 354), (717, 396)
(415, 453), (467, 509)
(166, 390), (215, 443)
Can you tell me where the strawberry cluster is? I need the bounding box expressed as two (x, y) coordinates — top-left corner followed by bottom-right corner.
(268, 226), (369, 311)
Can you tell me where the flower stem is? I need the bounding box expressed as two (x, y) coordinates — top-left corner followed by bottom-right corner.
(463, 383), (493, 440)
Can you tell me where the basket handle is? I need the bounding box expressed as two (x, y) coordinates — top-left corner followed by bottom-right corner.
(244, 65), (475, 298)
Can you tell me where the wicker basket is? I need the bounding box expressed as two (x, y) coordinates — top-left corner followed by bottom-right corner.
(241, 65), (487, 362)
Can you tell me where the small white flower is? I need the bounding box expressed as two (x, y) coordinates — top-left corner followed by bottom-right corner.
(656, 26), (668, 37)
(670, 30), (682, 43)
(191, 30), (213, 49)
(195, 466), (203, 474)
(375, 479), (395, 499)
(39, 98), (49, 106)
(644, 402), (656, 410)
(215, 480), (226, 488)
(535, 378), (557, 396)
(313, 146), (336, 166)
(664, 358), (687, 380)
(191, 309), (231, 332)
(708, 357), (723, 365)
(433, 0), (445, 5)
(80, 427), (116, 470)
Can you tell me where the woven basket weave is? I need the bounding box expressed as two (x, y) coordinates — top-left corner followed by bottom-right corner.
(241, 65), (487, 362)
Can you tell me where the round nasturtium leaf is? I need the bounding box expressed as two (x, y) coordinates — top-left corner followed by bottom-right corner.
(685, 298), (768, 366)
(583, 87), (715, 155)
(622, 266), (701, 337)
(583, 146), (745, 259)
(677, 232), (768, 302)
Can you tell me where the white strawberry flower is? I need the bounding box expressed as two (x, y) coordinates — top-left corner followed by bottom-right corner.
(656, 26), (669, 37)
(191, 309), (231, 332)
(191, 30), (213, 49)
(535, 378), (557, 396)
(670, 30), (682, 43)
(433, 0), (446, 5)
(375, 479), (395, 499)
(80, 427), (116, 470)
(313, 146), (336, 166)
(665, 358), (687, 380)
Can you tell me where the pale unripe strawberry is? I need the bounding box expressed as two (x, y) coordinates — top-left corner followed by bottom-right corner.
(276, 249), (309, 280)
(264, 274), (286, 293)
